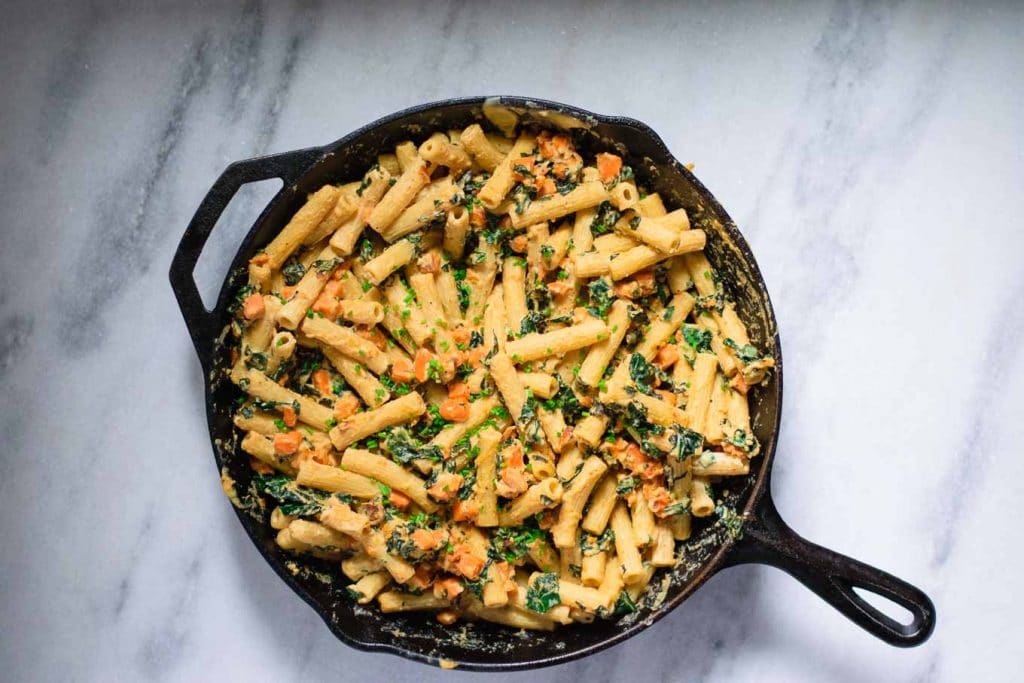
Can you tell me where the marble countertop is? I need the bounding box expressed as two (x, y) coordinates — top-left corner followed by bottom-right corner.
(2, 1), (1022, 681)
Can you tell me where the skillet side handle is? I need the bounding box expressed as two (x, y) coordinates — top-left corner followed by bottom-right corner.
(168, 147), (321, 364)
(725, 494), (936, 647)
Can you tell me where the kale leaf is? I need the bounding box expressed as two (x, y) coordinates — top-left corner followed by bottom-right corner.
(525, 572), (561, 613)
(681, 325), (713, 353)
(586, 278), (614, 318)
(282, 259), (307, 286)
(628, 353), (657, 395)
(724, 338), (762, 364)
(255, 475), (343, 516)
(384, 428), (443, 465)
(668, 426), (704, 461)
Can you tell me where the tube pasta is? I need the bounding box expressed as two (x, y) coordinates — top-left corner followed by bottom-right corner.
(394, 141), (418, 172)
(574, 251), (611, 278)
(488, 352), (531, 425)
(301, 316), (390, 375)
(690, 476), (716, 517)
(349, 572), (391, 604)
(684, 353), (719, 436)
(232, 410), (280, 436)
(465, 602), (555, 631)
(610, 503), (646, 585)
(614, 214), (681, 252)
(703, 373), (731, 444)
(473, 427), (502, 527)
(594, 232), (640, 255)
(537, 406), (570, 454)
(407, 269), (454, 349)
(364, 239), (418, 284)
(239, 295), (282, 358)
(503, 256), (528, 336)
(518, 372), (557, 399)
(581, 551), (607, 587)
(460, 123), (505, 171)
(339, 300), (385, 326)
(526, 537), (560, 573)
(380, 178), (457, 243)
(542, 224), (572, 270)
(551, 457), (608, 548)
(636, 192), (667, 217)
(241, 431), (293, 474)
(377, 154), (400, 176)
(276, 245), (339, 329)
(468, 244), (500, 324)
(443, 204), (470, 258)
(581, 474), (618, 535)
(418, 132), (471, 173)
(257, 185), (339, 270)
(478, 132), (536, 208)
(342, 553), (384, 580)
(430, 395), (504, 455)
(574, 414), (609, 449)
(305, 186), (358, 246)
(555, 444), (583, 481)
(498, 478), (564, 526)
(378, 591), (449, 613)
(235, 369), (334, 430)
(382, 279), (432, 347)
(330, 166), (391, 255)
(340, 447), (436, 512)
(577, 299), (631, 388)
(505, 315), (609, 363)
(482, 284), (507, 353)
(525, 221), (550, 284)
(286, 519), (354, 551)
(329, 391), (426, 448)
(608, 230), (707, 281)
(510, 181), (611, 229)
(295, 460), (380, 499)
(690, 451), (750, 476)
(230, 124), (773, 629)
(668, 468), (693, 541)
(270, 507), (295, 530)
(630, 494), (656, 547)
(368, 158), (430, 232)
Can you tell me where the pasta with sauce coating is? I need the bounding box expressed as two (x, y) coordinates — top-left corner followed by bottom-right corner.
(226, 121), (773, 632)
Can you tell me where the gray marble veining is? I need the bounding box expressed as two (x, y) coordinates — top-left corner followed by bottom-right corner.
(1, 1), (1022, 681)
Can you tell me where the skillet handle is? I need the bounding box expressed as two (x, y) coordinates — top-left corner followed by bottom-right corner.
(725, 492), (936, 647)
(169, 147), (321, 363)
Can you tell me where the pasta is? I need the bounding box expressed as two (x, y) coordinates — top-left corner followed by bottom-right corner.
(230, 122), (774, 630)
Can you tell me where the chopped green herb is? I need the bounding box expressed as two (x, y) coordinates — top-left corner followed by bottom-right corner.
(453, 268), (471, 312)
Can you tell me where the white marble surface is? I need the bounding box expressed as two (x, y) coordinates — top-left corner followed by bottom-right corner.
(2, 1), (1022, 680)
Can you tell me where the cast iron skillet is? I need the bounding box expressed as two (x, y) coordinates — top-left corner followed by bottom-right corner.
(169, 96), (935, 670)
